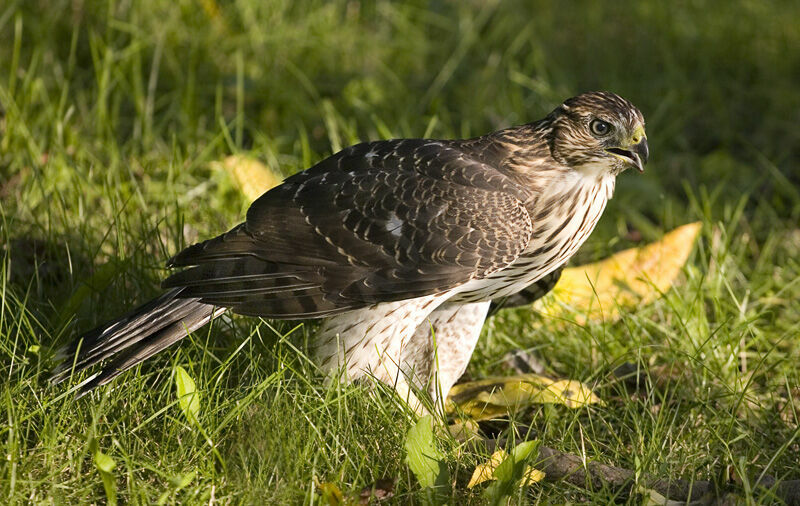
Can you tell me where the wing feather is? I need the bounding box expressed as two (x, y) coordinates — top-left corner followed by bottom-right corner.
(163, 139), (534, 317)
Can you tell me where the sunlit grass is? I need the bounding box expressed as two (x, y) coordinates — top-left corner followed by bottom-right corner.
(1, 0), (798, 503)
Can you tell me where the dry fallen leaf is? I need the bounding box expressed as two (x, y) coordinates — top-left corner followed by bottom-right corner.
(536, 222), (702, 323)
(212, 154), (282, 201)
(358, 478), (395, 504)
(468, 448), (545, 488)
(446, 418), (481, 443)
(446, 374), (602, 420)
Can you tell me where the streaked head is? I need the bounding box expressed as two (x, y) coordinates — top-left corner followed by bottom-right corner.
(548, 91), (648, 175)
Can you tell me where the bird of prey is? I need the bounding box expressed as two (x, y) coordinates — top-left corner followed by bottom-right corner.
(51, 91), (648, 409)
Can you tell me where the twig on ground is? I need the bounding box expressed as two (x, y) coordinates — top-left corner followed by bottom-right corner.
(502, 350), (546, 375)
(482, 438), (800, 505)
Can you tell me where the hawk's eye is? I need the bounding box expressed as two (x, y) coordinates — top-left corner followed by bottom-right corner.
(590, 119), (612, 137)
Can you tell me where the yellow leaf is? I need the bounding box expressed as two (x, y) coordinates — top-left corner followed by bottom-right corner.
(469, 449), (508, 488)
(446, 374), (602, 420)
(468, 448), (545, 488)
(521, 467), (546, 486)
(538, 222), (702, 324)
(317, 482), (346, 506)
(212, 155), (282, 201)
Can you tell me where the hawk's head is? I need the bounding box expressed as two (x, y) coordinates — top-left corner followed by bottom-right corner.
(548, 91), (648, 175)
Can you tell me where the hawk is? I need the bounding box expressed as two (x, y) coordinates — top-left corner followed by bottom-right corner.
(51, 91), (648, 408)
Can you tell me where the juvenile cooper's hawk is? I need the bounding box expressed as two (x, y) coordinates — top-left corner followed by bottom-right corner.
(52, 91), (648, 407)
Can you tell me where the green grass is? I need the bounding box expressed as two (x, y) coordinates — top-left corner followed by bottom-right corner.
(1, 0), (799, 503)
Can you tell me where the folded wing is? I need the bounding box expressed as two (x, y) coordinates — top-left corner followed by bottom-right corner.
(164, 139), (534, 318)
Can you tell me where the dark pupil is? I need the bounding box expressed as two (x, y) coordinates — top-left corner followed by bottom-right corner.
(593, 121), (608, 134)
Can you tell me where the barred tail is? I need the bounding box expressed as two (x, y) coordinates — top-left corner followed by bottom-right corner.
(50, 289), (222, 395)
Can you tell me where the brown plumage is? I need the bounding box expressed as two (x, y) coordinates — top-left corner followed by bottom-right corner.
(51, 91), (648, 403)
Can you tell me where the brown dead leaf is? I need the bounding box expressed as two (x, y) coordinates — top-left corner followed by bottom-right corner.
(358, 478), (395, 504)
(446, 418), (481, 443)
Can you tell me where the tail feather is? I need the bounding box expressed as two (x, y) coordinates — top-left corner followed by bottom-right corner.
(51, 288), (220, 394)
(54, 290), (181, 361)
(55, 298), (204, 378)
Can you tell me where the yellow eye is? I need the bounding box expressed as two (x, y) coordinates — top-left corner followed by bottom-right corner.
(590, 119), (612, 137)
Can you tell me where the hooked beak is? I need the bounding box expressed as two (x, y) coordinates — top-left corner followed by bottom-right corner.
(606, 138), (649, 173)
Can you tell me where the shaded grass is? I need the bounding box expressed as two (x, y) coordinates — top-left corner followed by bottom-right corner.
(1, 0), (799, 503)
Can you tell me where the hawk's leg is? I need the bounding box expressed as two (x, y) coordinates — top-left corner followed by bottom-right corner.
(313, 293), (451, 409)
(403, 301), (491, 407)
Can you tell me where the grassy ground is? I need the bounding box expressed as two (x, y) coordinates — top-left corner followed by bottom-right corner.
(2, 0), (799, 503)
